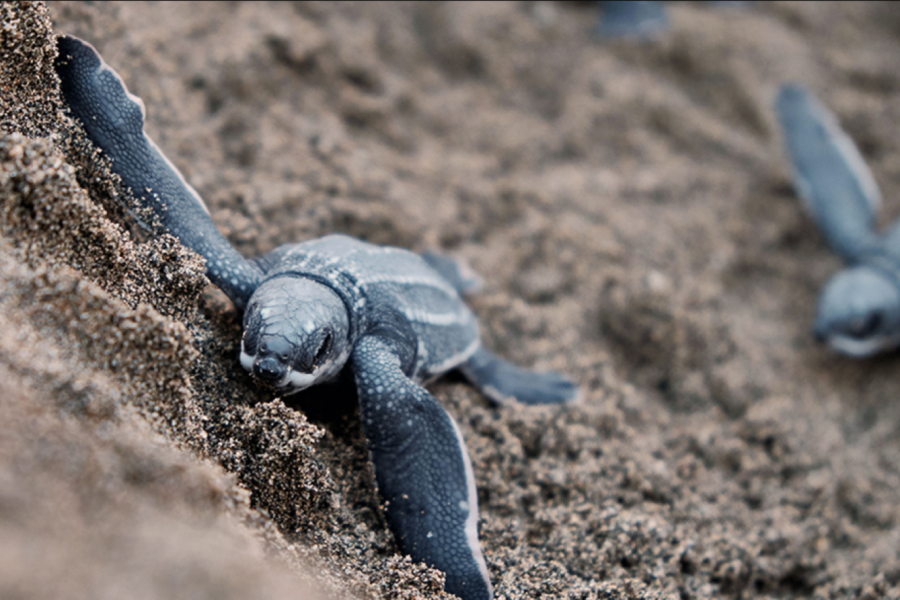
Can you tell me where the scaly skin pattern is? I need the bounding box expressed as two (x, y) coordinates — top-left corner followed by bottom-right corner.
(55, 35), (261, 308)
(353, 337), (492, 600)
(56, 34), (578, 600)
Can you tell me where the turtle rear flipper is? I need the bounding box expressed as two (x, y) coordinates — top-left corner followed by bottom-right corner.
(459, 347), (579, 406)
(420, 251), (484, 296)
(775, 84), (883, 263)
(55, 35), (261, 309)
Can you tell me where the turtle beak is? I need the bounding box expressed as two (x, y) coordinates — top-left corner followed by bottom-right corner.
(253, 356), (289, 385)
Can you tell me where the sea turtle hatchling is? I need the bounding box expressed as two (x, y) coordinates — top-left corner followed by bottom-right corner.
(775, 84), (900, 358)
(55, 35), (579, 600)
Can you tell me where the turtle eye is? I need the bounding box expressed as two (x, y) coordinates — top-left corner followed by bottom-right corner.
(849, 312), (881, 339)
(314, 330), (333, 367)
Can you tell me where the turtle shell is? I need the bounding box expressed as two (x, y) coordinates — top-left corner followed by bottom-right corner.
(255, 234), (481, 381)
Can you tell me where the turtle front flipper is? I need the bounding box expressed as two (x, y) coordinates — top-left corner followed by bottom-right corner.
(775, 84), (883, 263)
(54, 35), (261, 309)
(351, 336), (493, 600)
(459, 347), (579, 405)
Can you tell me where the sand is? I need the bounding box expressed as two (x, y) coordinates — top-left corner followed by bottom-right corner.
(1, 1), (899, 598)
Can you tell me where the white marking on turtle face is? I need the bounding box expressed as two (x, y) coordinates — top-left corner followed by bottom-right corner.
(303, 320), (316, 334)
(240, 348), (255, 371)
(827, 332), (900, 358)
(287, 371), (318, 390)
(279, 346), (352, 394)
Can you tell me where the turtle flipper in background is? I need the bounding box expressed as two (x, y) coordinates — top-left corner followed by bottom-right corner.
(775, 84), (900, 357)
(55, 35), (262, 309)
(775, 84), (882, 262)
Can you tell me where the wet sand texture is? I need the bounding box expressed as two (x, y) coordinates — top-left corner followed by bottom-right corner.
(2, 1), (900, 598)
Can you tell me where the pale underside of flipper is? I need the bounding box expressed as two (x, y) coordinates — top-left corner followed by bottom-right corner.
(775, 84), (883, 264)
(54, 35), (262, 309)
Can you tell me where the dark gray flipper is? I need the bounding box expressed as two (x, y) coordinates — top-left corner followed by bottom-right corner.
(460, 347), (579, 406)
(595, 1), (668, 40)
(775, 84), (883, 263)
(352, 337), (493, 600)
(420, 251), (483, 296)
(55, 35), (261, 309)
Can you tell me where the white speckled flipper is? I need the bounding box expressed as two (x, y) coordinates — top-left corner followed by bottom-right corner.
(352, 336), (493, 600)
(55, 35), (261, 308)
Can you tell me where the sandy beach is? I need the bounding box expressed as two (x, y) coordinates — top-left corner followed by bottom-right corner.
(1, 2), (899, 598)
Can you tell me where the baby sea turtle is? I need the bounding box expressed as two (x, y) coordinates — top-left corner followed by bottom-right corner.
(55, 35), (578, 600)
(776, 84), (900, 357)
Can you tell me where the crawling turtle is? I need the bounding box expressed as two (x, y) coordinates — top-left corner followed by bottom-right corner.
(55, 35), (578, 600)
(776, 84), (900, 357)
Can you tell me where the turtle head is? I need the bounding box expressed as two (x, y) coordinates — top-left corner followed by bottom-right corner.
(814, 266), (900, 357)
(240, 276), (350, 393)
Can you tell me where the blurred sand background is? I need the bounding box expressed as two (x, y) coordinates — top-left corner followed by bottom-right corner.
(2, 1), (900, 598)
